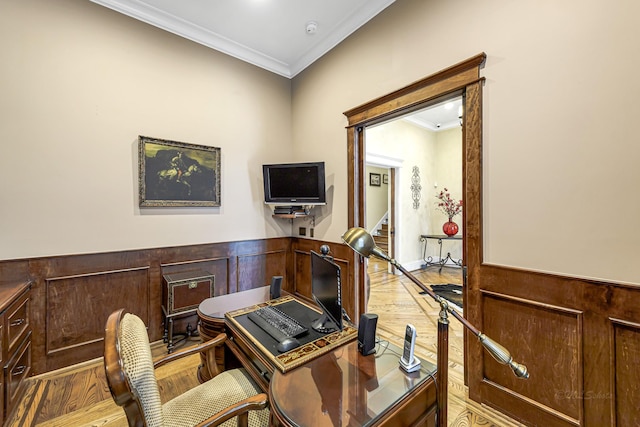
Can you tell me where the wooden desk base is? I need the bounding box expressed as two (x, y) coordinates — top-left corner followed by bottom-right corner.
(197, 287), (271, 383)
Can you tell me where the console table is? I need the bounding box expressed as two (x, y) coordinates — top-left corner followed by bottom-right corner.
(420, 234), (463, 273)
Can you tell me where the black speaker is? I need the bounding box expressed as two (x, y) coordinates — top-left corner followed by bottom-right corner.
(358, 313), (378, 355)
(270, 276), (283, 299)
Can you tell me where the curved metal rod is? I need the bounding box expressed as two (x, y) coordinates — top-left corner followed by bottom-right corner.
(342, 227), (529, 379)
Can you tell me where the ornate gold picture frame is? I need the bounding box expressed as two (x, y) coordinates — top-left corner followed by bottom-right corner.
(138, 135), (221, 207)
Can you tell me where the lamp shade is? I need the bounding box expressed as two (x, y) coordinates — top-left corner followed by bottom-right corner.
(341, 227), (390, 261)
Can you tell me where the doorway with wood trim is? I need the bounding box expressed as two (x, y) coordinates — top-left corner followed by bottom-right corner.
(343, 54), (485, 389)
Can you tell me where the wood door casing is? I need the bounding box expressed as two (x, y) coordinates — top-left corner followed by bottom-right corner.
(389, 168), (396, 274)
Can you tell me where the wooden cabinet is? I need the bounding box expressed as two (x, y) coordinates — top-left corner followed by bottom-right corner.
(5, 334), (30, 415)
(162, 270), (214, 353)
(0, 282), (31, 426)
(163, 270), (214, 315)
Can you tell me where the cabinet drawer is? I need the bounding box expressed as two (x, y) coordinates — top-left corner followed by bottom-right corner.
(6, 292), (29, 354)
(169, 279), (213, 314)
(5, 333), (30, 412)
(163, 271), (214, 315)
(0, 322), (4, 367)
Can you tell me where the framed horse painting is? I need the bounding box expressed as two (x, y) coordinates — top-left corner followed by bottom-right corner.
(138, 135), (221, 207)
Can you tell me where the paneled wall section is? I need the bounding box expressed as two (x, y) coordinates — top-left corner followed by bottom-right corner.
(1, 238), (307, 374)
(0, 237), (352, 375)
(468, 265), (640, 426)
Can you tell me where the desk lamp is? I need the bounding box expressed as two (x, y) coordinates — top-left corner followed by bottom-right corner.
(342, 227), (528, 427)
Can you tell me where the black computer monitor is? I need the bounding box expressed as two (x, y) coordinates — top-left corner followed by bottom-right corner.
(310, 250), (343, 333)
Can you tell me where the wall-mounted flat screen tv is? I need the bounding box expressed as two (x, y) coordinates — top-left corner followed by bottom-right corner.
(263, 161), (326, 205)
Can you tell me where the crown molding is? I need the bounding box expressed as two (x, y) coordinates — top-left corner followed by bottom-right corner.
(90, 0), (395, 79)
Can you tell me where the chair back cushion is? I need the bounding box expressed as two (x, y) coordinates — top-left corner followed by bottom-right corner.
(120, 313), (164, 427)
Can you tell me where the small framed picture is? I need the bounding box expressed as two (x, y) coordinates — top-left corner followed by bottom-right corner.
(383, 174), (388, 184)
(369, 173), (381, 186)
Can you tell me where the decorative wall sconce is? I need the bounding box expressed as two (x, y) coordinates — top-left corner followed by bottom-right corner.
(411, 166), (421, 209)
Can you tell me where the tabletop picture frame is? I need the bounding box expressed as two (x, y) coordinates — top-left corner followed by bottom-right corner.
(370, 173), (381, 187)
(138, 135), (221, 207)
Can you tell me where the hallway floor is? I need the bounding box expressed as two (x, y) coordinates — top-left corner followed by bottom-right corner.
(367, 258), (526, 427)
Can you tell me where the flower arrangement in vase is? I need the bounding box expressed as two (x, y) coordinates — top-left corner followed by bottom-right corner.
(435, 188), (462, 237)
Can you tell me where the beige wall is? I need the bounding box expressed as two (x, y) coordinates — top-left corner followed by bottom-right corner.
(367, 121), (463, 267)
(3, 0), (639, 285)
(1, 0), (293, 259)
(367, 120), (437, 267)
(432, 128), (464, 263)
(432, 127), (463, 234)
(292, 0), (640, 284)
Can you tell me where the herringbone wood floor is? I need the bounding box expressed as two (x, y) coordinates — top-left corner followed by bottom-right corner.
(367, 258), (525, 427)
(8, 262), (526, 426)
(7, 339), (203, 427)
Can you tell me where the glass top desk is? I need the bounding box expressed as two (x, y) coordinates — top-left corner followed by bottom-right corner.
(199, 288), (438, 426)
(269, 339), (437, 427)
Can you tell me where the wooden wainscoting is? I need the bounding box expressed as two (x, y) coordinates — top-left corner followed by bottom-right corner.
(44, 267), (151, 369)
(611, 318), (640, 426)
(289, 238), (355, 320)
(0, 238), (307, 376)
(466, 264), (640, 426)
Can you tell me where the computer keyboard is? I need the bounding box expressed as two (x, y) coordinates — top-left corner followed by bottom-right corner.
(247, 305), (308, 343)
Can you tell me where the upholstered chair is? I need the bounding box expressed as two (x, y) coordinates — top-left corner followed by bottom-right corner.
(104, 309), (269, 427)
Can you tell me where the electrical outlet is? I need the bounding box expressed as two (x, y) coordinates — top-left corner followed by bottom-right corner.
(299, 227), (306, 236)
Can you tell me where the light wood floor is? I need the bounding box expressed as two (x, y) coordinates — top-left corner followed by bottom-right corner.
(7, 339), (204, 427)
(367, 258), (525, 427)
(9, 262), (526, 426)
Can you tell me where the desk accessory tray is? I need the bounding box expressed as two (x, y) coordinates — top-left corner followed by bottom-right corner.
(226, 295), (357, 373)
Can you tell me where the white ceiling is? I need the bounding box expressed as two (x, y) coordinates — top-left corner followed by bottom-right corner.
(404, 98), (463, 132)
(90, 0), (396, 78)
(90, 0), (460, 125)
